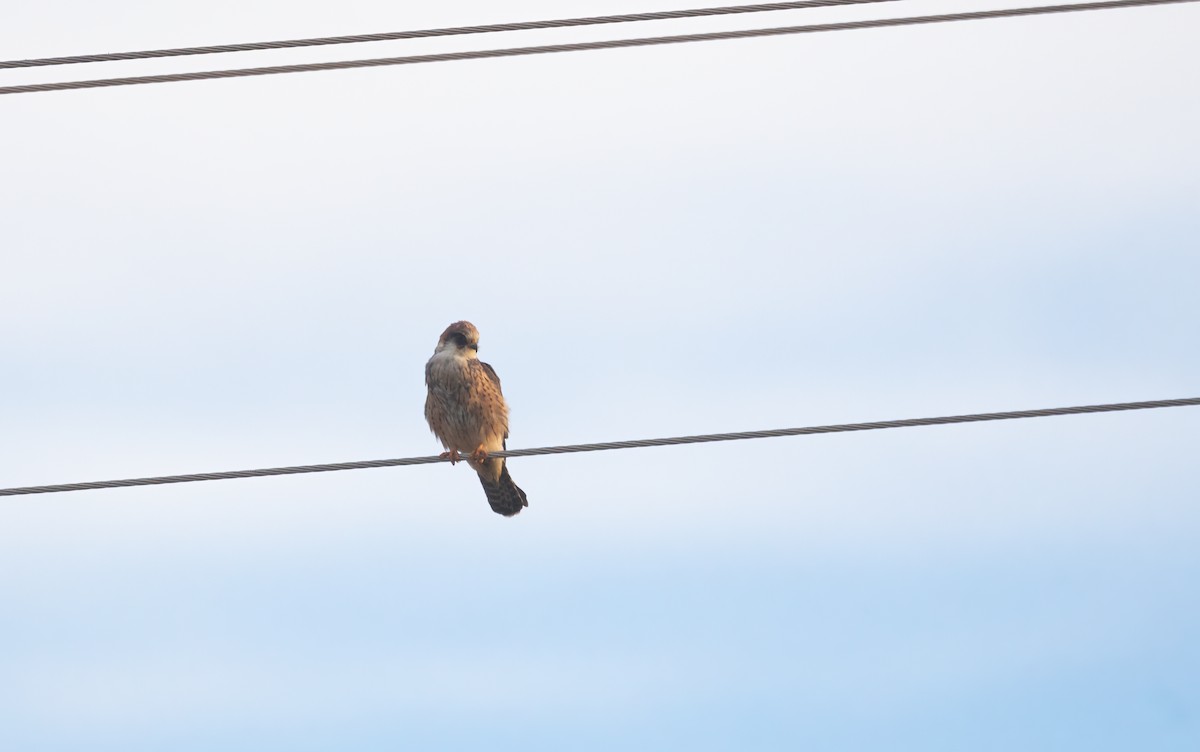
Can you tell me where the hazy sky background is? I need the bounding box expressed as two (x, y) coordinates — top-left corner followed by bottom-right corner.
(2, 1), (1198, 749)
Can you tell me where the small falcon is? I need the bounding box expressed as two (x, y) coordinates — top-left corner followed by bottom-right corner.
(424, 321), (528, 516)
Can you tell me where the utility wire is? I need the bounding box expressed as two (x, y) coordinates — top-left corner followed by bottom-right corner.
(0, 1), (900, 70)
(1, 398), (1196, 498)
(1, 0), (1195, 96)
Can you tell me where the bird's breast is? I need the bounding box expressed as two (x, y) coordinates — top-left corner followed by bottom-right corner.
(427, 351), (470, 390)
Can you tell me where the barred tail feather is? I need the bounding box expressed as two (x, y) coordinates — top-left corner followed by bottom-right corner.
(480, 462), (528, 517)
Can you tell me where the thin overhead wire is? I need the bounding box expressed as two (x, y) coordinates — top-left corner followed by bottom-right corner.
(1, 0), (1196, 96)
(1, 398), (1196, 498)
(0, 1), (901, 70)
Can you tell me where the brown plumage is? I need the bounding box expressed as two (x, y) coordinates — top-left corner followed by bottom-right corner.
(424, 321), (528, 517)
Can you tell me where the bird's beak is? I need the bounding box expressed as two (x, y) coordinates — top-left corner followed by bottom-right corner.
(468, 344), (479, 351)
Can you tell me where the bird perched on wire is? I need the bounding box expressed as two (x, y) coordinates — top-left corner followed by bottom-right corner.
(424, 321), (528, 516)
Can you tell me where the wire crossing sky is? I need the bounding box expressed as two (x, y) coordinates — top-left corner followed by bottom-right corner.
(1, 0), (1196, 95)
(0, 0), (902, 69)
(2, 398), (1196, 498)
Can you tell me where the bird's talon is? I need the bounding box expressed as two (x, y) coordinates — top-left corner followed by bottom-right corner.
(439, 450), (460, 465)
(470, 445), (489, 463)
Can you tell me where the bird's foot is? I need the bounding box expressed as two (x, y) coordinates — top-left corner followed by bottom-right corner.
(470, 445), (490, 464)
(439, 450), (460, 465)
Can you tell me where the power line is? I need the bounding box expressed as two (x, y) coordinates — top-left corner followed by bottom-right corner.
(0, 1), (900, 70)
(1, 0), (1195, 96)
(1, 397), (1196, 498)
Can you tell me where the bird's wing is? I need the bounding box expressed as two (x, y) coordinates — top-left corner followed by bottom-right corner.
(475, 360), (509, 442)
(480, 361), (503, 394)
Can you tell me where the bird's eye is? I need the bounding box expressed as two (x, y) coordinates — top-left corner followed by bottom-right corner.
(451, 333), (468, 347)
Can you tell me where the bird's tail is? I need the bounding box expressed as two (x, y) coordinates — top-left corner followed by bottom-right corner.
(479, 460), (528, 517)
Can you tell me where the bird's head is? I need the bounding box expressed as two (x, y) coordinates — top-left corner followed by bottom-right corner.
(436, 320), (481, 356)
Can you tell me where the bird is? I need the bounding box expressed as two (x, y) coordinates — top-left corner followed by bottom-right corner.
(424, 321), (528, 516)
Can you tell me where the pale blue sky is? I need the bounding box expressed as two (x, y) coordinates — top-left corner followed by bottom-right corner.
(2, 1), (1198, 750)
